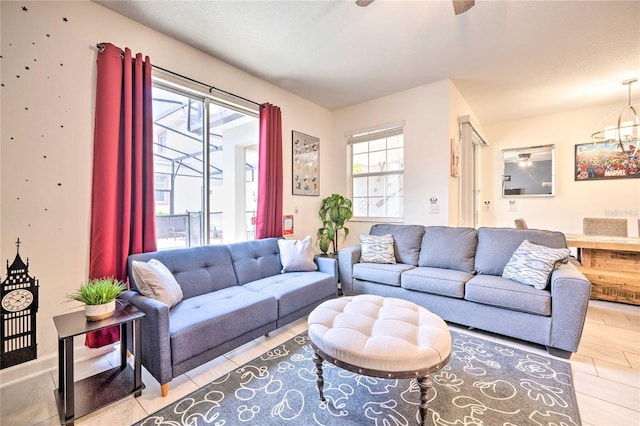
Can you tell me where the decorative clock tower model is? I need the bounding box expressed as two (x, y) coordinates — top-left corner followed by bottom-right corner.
(1, 239), (39, 369)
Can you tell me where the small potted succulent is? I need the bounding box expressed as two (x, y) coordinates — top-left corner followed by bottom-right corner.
(67, 277), (126, 321)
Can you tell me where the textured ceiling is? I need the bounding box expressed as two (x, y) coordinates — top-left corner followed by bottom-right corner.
(94, 0), (640, 124)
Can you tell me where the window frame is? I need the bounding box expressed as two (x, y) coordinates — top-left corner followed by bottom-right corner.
(151, 78), (259, 247)
(348, 123), (405, 222)
(153, 174), (170, 205)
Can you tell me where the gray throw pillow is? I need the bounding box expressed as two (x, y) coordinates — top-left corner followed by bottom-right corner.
(360, 234), (396, 264)
(369, 224), (425, 265)
(419, 226), (477, 273)
(475, 227), (568, 276)
(502, 240), (570, 289)
(131, 259), (184, 307)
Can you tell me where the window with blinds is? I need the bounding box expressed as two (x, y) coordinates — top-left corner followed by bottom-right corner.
(348, 124), (404, 219)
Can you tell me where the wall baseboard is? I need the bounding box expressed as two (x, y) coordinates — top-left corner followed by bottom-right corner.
(0, 342), (116, 389)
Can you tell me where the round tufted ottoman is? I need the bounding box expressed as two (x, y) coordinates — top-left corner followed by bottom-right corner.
(307, 294), (451, 426)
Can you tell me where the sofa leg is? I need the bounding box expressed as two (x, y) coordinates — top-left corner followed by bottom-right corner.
(161, 383), (169, 397)
(546, 346), (572, 359)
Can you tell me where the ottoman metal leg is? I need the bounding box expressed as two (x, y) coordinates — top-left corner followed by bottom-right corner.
(417, 375), (432, 426)
(312, 351), (326, 402)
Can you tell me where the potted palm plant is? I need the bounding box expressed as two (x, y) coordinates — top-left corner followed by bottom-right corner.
(67, 277), (126, 321)
(316, 193), (353, 255)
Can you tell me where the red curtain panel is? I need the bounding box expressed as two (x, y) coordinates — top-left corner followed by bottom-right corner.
(86, 43), (157, 348)
(256, 103), (284, 239)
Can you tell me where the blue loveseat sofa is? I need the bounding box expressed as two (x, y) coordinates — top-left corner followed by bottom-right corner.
(339, 224), (592, 358)
(120, 238), (338, 396)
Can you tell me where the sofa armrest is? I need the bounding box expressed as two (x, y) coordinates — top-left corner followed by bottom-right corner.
(338, 245), (361, 296)
(119, 290), (173, 385)
(548, 263), (592, 352)
(315, 256), (338, 284)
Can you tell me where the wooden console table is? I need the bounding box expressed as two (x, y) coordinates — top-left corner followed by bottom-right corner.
(52, 303), (144, 425)
(566, 234), (640, 305)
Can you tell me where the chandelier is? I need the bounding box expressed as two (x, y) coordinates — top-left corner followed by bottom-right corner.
(591, 79), (639, 157)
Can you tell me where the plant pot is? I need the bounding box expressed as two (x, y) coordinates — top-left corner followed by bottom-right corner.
(84, 300), (116, 321)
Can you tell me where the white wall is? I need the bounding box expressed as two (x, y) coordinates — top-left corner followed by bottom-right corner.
(479, 104), (640, 236)
(332, 79), (481, 248)
(0, 1), (332, 384)
(449, 81), (484, 226)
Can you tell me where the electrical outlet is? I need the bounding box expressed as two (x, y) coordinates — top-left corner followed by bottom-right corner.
(508, 201), (517, 212)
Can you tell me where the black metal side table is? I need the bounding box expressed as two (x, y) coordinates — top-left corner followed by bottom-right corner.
(52, 303), (145, 425)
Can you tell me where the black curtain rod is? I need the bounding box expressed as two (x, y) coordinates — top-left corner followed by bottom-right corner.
(95, 43), (262, 108)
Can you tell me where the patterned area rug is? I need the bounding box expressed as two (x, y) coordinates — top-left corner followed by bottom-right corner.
(134, 330), (581, 425)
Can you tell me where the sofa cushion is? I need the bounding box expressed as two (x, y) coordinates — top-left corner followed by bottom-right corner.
(128, 245), (238, 299)
(228, 238), (283, 284)
(243, 271), (336, 318)
(353, 262), (416, 287)
(474, 227), (568, 276)
(418, 226), (477, 273)
(502, 240), (570, 289)
(360, 234), (396, 264)
(169, 287), (277, 365)
(131, 259), (183, 307)
(277, 236), (318, 272)
(369, 224), (425, 266)
(401, 266), (473, 298)
(465, 275), (551, 316)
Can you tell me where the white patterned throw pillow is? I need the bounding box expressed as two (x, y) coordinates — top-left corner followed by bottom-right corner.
(360, 234), (396, 264)
(278, 236), (318, 273)
(502, 240), (570, 289)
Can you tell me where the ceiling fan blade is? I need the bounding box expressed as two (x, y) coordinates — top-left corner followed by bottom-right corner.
(356, 0), (375, 7)
(453, 0), (475, 15)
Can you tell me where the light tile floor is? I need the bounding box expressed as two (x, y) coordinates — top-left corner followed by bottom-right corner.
(1, 300), (638, 425)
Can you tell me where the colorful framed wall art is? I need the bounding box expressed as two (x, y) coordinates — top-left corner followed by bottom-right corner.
(575, 141), (639, 181)
(292, 131), (320, 196)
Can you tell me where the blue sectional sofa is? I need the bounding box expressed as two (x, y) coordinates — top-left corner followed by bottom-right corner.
(120, 238), (338, 396)
(338, 224), (592, 358)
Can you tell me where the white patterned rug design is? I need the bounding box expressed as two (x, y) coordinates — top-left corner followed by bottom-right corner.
(134, 330), (581, 425)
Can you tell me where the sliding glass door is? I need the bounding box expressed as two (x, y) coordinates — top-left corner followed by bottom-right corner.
(152, 84), (259, 249)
